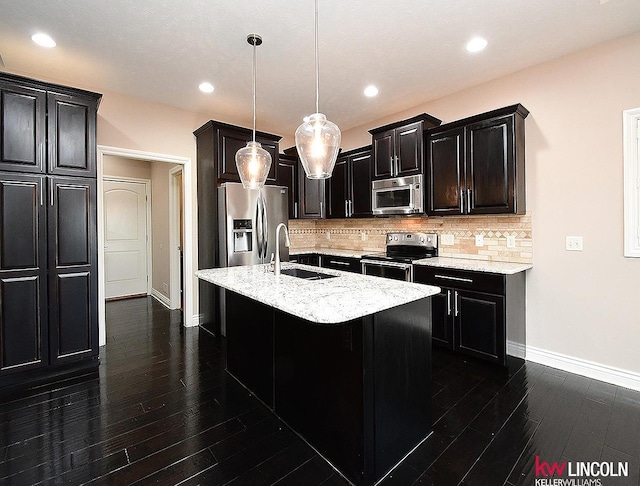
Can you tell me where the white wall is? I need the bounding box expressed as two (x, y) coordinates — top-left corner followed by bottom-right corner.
(341, 32), (640, 380)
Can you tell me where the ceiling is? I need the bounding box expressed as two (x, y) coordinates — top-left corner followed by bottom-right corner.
(1, 0), (639, 138)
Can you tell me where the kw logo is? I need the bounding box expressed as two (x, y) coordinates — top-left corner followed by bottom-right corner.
(535, 456), (567, 477)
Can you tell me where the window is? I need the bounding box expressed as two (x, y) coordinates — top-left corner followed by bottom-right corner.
(624, 108), (640, 257)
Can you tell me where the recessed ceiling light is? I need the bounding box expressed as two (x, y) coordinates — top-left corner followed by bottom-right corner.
(364, 85), (379, 97)
(199, 82), (214, 93)
(31, 33), (56, 48)
(465, 37), (487, 53)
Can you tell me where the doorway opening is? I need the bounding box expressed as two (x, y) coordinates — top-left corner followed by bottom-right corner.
(97, 146), (194, 347)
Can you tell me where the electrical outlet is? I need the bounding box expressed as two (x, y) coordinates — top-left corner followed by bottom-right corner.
(475, 235), (484, 247)
(566, 236), (583, 251)
(441, 234), (455, 245)
(326, 231), (330, 240)
(506, 235), (516, 248)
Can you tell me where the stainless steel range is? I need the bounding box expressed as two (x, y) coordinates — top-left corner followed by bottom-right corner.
(361, 232), (438, 282)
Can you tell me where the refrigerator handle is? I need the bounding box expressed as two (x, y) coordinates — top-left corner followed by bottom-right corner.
(261, 193), (268, 260)
(255, 197), (263, 259)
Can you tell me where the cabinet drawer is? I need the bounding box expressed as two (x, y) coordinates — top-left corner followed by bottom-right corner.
(320, 255), (361, 273)
(413, 266), (505, 295)
(290, 253), (320, 266)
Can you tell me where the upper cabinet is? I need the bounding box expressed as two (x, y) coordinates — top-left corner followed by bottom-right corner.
(427, 104), (529, 216)
(326, 146), (372, 218)
(276, 154), (298, 219)
(369, 114), (441, 180)
(1, 76), (100, 177)
(195, 120), (281, 186)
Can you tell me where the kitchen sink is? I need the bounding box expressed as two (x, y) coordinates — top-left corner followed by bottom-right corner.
(280, 268), (338, 280)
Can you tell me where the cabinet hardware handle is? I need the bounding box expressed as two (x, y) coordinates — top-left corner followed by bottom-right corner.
(40, 143), (45, 167)
(467, 189), (472, 214)
(447, 290), (451, 316)
(349, 200), (353, 217)
(454, 291), (459, 317)
(39, 180), (44, 206)
(434, 274), (473, 283)
(460, 189), (465, 213)
(49, 182), (54, 206)
(329, 260), (350, 266)
(345, 200), (349, 216)
(294, 202), (298, 218)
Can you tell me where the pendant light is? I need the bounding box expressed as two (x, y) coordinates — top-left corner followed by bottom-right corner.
(236, 34), (272, 190)
(295, 0), (341, 179)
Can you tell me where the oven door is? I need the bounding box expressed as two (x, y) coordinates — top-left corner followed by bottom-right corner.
(361, 259), (413, 282)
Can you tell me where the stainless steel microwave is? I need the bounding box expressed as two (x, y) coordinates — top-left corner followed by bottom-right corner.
(372, 174), (424, 215)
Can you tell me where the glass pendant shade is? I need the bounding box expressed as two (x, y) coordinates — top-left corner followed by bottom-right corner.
(235, 141), (272, 190)
(236, 33), (271, 189)
(295, 113), (341, 179)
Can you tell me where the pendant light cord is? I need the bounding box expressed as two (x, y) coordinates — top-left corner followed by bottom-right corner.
(252, 37), (257, 142)
(314, 0), (319, 114)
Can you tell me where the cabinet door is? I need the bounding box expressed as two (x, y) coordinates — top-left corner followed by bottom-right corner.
(47, 92), (98, 177)
(427, 127), (464, 216)
(298, 162), (325, 219)
(396, 122), (423, 177)
(431, 288), (454, 349)
(465, 116), (514, 214)
(0, 174), (48, 375)
(48, 177), (98, 364)
(0, 82), (46, 173)
(455, 290), (505, 364)
(276, 156), (298, 219)
(327, 156), (348, 218)
(349, 150), (373, 217)
(218, 128), (278, 184)
(319, 255), (360, 273)
(372, 129), (394, 179)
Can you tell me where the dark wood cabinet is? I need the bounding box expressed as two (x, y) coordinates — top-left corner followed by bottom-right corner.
(298, 161), (326, 219)
(0, 81), (46, 173)
(319, 255), (361, 273)
(0, 173), (48, 374)
(414, 265), (525, 366)
(0, 73), (100, 390)
(326, 147), (372, 218)
(194, 120), (282, 334)
(276, 154), (298, 219)
(290, 253), (320, 266)
(217, 126), (279, 184)
(427, 104), (528, 216)
(370, 114), (440, 180)
(48, 177), (98, 365)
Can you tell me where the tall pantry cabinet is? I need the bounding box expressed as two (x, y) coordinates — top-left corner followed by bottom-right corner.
(0, 72), (101, 391)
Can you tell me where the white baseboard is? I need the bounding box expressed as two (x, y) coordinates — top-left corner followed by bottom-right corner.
(150, 288), (172, 309)
(188, 314), (203, 327)
(507, 340), (526, 359)
(526, 345), (640, 392)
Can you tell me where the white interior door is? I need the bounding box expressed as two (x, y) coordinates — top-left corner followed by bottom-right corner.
(103, 179), (149, 299)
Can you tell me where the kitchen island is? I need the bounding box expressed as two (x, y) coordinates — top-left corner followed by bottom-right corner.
(196, 263), (440, 486)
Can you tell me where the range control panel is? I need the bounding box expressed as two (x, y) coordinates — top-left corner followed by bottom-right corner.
(386, 232), (438, 249)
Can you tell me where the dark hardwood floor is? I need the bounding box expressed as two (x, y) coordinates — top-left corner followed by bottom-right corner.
(1, 297), (639, 485)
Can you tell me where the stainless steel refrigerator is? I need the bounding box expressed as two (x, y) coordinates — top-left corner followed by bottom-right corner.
(217, 182), (289, 333)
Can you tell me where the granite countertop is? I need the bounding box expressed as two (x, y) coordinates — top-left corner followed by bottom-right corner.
(195, 263), (440, 324)
(413, 257), (532, 275)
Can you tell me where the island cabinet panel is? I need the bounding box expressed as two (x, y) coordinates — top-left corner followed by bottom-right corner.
(223, 289), (433, 486)
(225, 291), (274, 407)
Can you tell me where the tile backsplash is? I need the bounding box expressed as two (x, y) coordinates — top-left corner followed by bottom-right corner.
(289, 213), (532, 263)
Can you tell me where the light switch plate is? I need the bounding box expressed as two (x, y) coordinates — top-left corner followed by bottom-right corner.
(566, 236), (583, 251)
(475, 235), (484, 247)
(441, 234), (455, 245)
(506, 235), (516, 248)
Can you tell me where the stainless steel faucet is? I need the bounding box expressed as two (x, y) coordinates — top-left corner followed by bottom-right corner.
(274, 223), (290, 276)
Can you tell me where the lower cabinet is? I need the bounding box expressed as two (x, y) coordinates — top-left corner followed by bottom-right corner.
(289, 253), (320, 266)
(319, 255), (361, 273)
(414, 266), (524, 366)
(0, 173), (98, 388)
